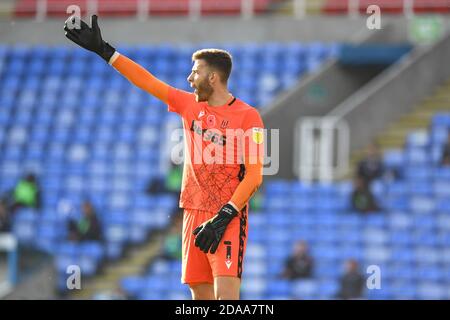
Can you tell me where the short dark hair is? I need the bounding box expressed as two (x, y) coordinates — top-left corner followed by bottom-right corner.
(192, 49), (232, 84)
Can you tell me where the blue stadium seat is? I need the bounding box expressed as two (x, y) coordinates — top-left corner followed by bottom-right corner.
(105, 242), (123, 260)
(312, 245), (341, 261)
(413, 231), (439, 247)
(383, 149), (404, 170)
(406, 130), (430, 148)
(144, 276), (168, 291)
(145, 261), (167, 277)
(241, 277), (267, 296)
(405, 147), (430, 164)
(292, 196), (315, 211)
(417, 283), (447, 300)
(414, 247), (440, 265)
(390, 281), (417, 299)
(138, 290), (166, 300)
(80, 242), (104, 262)
(12, 209), (39, 244)
(387, 262), (415, 281)
(433, 167), (450, 181)
(290, 279), (319, 299)
(408, 181), (433, 196)
(431, 113), (450, 127)
(318, 280), (339, 299)
(366, 286), (392, 300)
(121, 276), (145, 297)
(437, 214), (450, 231)
(430, 126), (449, 146)
(409, 196), (436, 214)
(404, 166), (433, 181)
(264, 180), (291, 195)
(388, 213), (412, 230)
(390, 233), (414, 248)
(337, 230), (363, 244)
(266, 279), (291, 296)
(384, 197), (409, 211)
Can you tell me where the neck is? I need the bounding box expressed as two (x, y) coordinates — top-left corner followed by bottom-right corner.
(207, 86), (232, 107)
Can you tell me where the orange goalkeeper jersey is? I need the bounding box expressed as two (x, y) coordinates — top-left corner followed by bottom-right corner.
(168, 87), (264, 213)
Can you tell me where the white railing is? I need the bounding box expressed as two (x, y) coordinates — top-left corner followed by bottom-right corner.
(294, 116), (349, 182)
(0, 234), (18, 298)
(10, 0), (449, 21)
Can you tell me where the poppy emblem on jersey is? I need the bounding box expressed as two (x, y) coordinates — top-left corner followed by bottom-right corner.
(252, 127), (264, 144)
(206, 115), (216, 128)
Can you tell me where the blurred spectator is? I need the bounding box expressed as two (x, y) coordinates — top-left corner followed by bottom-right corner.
(351, 176), (380, 213)
(68, 201), (103, 242)
(165, 164), (183, 195)
(356, 143), (385, 185)
(11, 173), (41, 213)
(336, 259), (365, 300)
(441, 131), (450, 166)
(158, 213), (183, 261)
(249, 190), (263, 211)
(146, 164), (182, 196)
(282, 240), (314, 280)
(0, 199), (11, 233)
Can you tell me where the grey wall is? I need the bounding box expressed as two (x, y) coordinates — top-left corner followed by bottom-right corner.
(261, 23), (397, 179)
(262, 61), (384, 179)
(329, 31), (450, 152)
(0, 16), (431, 44)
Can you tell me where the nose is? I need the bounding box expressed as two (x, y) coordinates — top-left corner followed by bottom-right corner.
(187, 73), (193, 83)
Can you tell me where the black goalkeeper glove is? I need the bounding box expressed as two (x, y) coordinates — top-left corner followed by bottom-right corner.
(193, 204), (238, 254)
(64, 14), (116, 63)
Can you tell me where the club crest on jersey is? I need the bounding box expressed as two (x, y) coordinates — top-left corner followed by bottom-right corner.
(206, 115), (216, 128)
(225, 241), (232, 269)
(252, 127), (264, 144)
(220, 120), (229, 129)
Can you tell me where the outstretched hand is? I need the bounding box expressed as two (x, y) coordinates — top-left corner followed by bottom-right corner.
(64, 15), (115, 62)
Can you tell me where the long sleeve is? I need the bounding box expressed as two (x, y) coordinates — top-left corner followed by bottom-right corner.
(109, 52), (170, 104)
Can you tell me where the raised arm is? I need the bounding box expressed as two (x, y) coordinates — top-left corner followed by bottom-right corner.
(109, 53), (169, 104)
(64, 15), (169, 104)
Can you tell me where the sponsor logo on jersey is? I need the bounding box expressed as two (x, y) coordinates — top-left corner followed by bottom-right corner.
(190, 120), (226, 146)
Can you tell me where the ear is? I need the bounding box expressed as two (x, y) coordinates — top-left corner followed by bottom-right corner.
(208, 71), (216, 84)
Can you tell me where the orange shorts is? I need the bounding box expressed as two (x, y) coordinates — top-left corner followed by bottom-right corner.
(181, 206), (249, 285)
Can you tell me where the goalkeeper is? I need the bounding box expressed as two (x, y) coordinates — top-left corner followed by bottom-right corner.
(64, 15), (264, 300)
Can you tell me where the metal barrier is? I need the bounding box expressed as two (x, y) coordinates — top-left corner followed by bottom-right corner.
(0, 234), (18, 298)
(12, 0), (450, 21)
(294, 116), (349, 182)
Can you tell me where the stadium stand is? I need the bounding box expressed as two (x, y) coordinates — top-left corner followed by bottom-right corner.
(0, 42), (336, 293)
(121, 111), (450, 300)
(2, 7), (449, 297)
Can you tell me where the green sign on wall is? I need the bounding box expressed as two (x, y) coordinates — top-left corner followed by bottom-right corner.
(409, 16), (445, 44)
